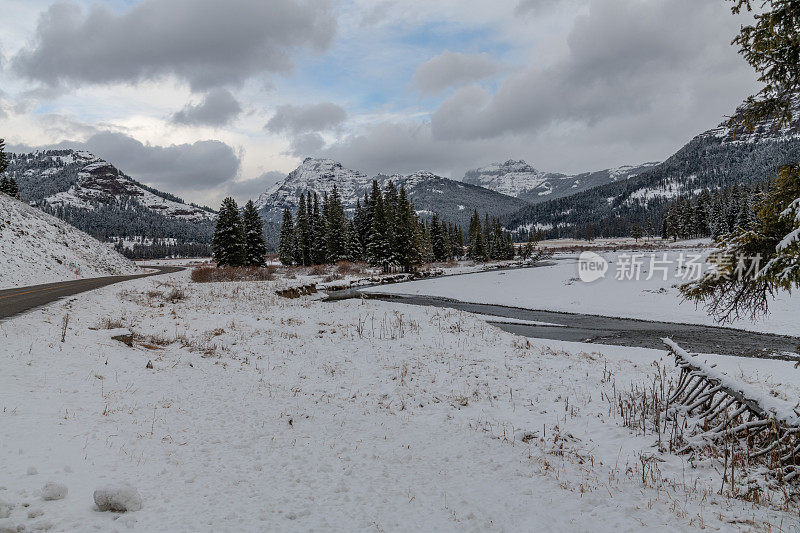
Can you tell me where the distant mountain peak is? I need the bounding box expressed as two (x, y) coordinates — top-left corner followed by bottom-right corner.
(254, 159), (528, 233)
(6, 148), (217, 255)
(463, 159), (659, 204)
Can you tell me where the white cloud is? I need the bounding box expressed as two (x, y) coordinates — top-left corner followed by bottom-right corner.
(413, 50), (501, 95)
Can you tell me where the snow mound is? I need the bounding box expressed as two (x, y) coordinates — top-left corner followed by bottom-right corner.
(0, 193), (139, 289)
(93, 486), (142, 512)
(41, 482), (68, 501)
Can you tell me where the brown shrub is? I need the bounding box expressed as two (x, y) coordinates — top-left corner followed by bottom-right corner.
(191, 265), (276, 283)
(309, 265), (328, 276)
(335, 260), (367, 275)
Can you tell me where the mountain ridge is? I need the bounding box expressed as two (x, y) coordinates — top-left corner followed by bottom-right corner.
(503, 98), (800, 237)
(6, 149), (217, 257)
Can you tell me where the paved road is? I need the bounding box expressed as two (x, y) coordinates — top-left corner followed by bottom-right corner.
(362, 293), (800, 360)
(0, 266), (183, 321)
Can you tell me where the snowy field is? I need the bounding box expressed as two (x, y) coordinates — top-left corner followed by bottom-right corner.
(0, 194), (139, 290)
(1, 269), (798, 531)
(365, 249), (800, 337)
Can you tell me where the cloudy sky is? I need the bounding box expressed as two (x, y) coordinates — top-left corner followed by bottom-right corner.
(0, 0), (760, 207)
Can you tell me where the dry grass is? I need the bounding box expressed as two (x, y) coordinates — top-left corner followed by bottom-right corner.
(94, 317), (126, 330)
(335, 260), (368, 275)
(191, 265), (276, 283)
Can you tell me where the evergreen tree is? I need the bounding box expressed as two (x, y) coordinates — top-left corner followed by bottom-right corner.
(311, 194), (327, 264)
(351, 199), (368, 261)
(346, 219), (362, 261)
(430, 214), (446, 261)
(630, 223), (643, 242)
(325, 184), (348, 262)
(7, 177), (18, 198)
(681, 0), (800, 320)
(420, 220), (435, 265)
(467, 210), (486, 261)
(392, 186), (419, 271)
(212, 197), (245, 267)
(279, 208), (296, 266)
(0, 139), (8, 176)
(294, 193), (311, 266)
(242, 200), (267, 267)
(367, 181), (391, 271)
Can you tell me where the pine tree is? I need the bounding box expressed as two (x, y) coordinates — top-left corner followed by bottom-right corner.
(278, 208), (296, 266)
(242, 200), (267, 267)
(367, 181), (391, 271)
(630, 223), (643, 242)
(212, 197), (245, 267)
(467, 210), (486, 261)
(311, 194), (327, 264)
(681, 0), (800, 320)
(0, 139), (8, 176)
(430, 214), (443, 261)
(325, 184), (348, 262)
(392, 186), (419, 271)
(420, 220), (435, 265)
(346, 219), (361, 261)
(294, 193), (311, 266)
(7, 177), (18, 198)
(351, 199), (367, 262)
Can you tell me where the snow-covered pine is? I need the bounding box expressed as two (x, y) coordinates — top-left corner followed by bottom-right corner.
(242, 200), (267, 267)
(293, 193), (311, 266)
(311, 194), (327, 265)
(279, 208), (296, 266)
(211, 198), (245, 267)
(325, 184), (348, 262)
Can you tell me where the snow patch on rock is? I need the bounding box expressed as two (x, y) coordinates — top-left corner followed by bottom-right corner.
(41, 482), (68, 501)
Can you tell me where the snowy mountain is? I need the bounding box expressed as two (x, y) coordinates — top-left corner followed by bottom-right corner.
(6, 150), (216, 257)
(256, 158), (528, 229)
(0, 192), (139, 289)
(9, 150), (215, 222)
(255, 158), (370, 217)
(504, 98), (800, 237)
(463, 160), (659, 204)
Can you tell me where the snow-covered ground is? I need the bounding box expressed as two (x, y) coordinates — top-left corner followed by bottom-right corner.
(365, 250), (800, 337)
(0, 194), (140, 289)
(1, 269), (797, 531)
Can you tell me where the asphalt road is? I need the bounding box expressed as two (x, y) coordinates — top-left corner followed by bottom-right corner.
(0, 266), (183, 321)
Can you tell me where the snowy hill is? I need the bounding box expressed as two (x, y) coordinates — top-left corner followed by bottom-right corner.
(505, 97), (800, 236)
(0, 193), (139, 289)
(463, 160), (659, 204)
(6, 149), (216, 257)
(256, 158), (528, 229)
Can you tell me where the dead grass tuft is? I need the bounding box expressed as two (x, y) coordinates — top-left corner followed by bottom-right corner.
(191, 266), (276, 283)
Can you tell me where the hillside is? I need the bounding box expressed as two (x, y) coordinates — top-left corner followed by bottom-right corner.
(463, 160), (659, 203)
(504, 99), (800, 237)
(0, 193), (139, 289)
(6, 150), (216, 257)
(256, 158), (528, 233)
